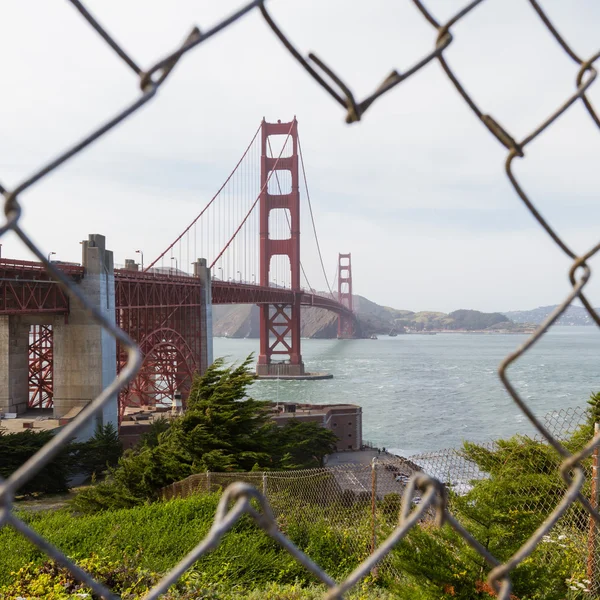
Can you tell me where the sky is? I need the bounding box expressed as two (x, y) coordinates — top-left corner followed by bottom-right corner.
(1, 0), (600, 313)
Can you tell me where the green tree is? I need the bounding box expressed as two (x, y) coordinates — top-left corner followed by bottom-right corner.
(588, 391), (600, 427)
(74, 356), (319, 512)
(273, 421), (338, 469)
(75, 422), (123, 477)
(169, 355), (274, 472)
(1, 422), (125, 496)
(387, 397), (599, 599)
(0, 429), (74, 495)
(139, 416), (171, 449)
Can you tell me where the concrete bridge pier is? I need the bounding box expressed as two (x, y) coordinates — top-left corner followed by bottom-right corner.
(52, 234), (117, 434)
(0, 316), (31, 415)
(193, 258), (213, 373)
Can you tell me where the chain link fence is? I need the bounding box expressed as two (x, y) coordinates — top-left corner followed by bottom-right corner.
(159, 406), (599, 593)
(1, 0), (600, 598)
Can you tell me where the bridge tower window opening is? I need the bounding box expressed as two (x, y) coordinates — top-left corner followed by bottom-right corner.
(267, 169), (292, 195)
(266, 133), (293, 159)
(268, 208), (292, 241)
(269, 254), (291, 290)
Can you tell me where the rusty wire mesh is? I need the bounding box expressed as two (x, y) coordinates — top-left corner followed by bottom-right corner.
(158, 407), (598, 591)
(1, 0), (600, 598)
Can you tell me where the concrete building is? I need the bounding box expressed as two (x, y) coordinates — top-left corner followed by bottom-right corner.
(270, 402), (363, 451)
(115, 402), (364, 452)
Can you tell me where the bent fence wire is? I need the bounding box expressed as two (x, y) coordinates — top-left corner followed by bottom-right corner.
(1, 1), (600, 598)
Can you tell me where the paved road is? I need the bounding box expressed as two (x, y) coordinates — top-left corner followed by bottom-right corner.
(325, 449), (381, 467)
(326, 449), (420, 499)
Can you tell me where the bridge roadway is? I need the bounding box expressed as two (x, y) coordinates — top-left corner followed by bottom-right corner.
(0, 258), (353, 318)
(0, 255), (353, 415)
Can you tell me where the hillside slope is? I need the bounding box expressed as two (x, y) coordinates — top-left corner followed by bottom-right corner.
(213, 296), (527, 338)
(503, 305), (600, 326)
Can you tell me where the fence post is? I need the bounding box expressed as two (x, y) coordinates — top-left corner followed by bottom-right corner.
(207, 470), (212, 493)
(588, 422), (599, 592)
(371, 457), (378, 577)
(262, 471), (267, 497)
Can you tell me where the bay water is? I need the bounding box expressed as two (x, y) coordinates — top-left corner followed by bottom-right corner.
(214, 327), (600, 456)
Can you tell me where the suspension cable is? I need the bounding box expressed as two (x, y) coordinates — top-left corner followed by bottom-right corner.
(210, 122), (295, 269)
(298, 135), (335, 299)
(331, 266), (339, 299)
(145, 123), (262, 271)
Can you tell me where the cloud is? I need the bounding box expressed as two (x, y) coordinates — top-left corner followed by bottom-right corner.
(1, 0), (599, 313)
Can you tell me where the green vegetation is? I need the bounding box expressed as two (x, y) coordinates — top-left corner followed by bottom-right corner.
(446, 309), (509, 330)
(3, 400), (595, 600)
(0, 428), (73, 495)
(72, 356), (337, 513)
(4, 361), (598, 598)
(0, 493), (386, 598)
(274, 420), (340, 469)
(0, 422), (122, 495)
(4, 563), (394, 600)
(76, 421), (123, 477)
(383, 394), (600, 599)
(394, 309), (511, 332)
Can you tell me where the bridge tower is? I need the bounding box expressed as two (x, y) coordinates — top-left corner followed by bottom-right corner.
(337, 253), (355, 339)
(257, 118), (304, 377)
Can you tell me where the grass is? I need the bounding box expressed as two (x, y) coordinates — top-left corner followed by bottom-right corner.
(0, 492), (385, 596)
(212, 583), (397, 599)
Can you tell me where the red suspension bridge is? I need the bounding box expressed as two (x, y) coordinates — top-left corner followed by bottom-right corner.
(0, 118), (357, 419)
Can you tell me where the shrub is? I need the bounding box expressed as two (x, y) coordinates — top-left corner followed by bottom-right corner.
(0, 429), (74, 495)
(1, 422), (124, 497)
(3, 554), (160, 599)
(75, 422), (123, 477)
(72, 356), (338, 513)
(2, 556), (394, 600)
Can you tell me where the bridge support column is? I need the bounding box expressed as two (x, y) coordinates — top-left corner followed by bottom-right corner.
(257, 117), (306, 377)
(52, 234), (117, 433)
(194, 258), (213, 372)
(0, 316), (30, 415)
(337, 253), (356, 339)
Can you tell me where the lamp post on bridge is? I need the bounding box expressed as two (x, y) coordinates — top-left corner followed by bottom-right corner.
(237, 270), (241, 283)
(252, 273), (255, 284)
(218, 266), (223, 281)
(171, 256), (178, 275)
(135, 249), (144, 271)
(47, 251), (56, 263)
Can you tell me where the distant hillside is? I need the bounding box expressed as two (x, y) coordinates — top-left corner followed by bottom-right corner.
(503, 305), (599, 326)
(213, 295), (528, 339)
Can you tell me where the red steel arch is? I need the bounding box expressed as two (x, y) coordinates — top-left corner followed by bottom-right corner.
(115, 269), (204, 417)
(118, 327), (197, 416)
